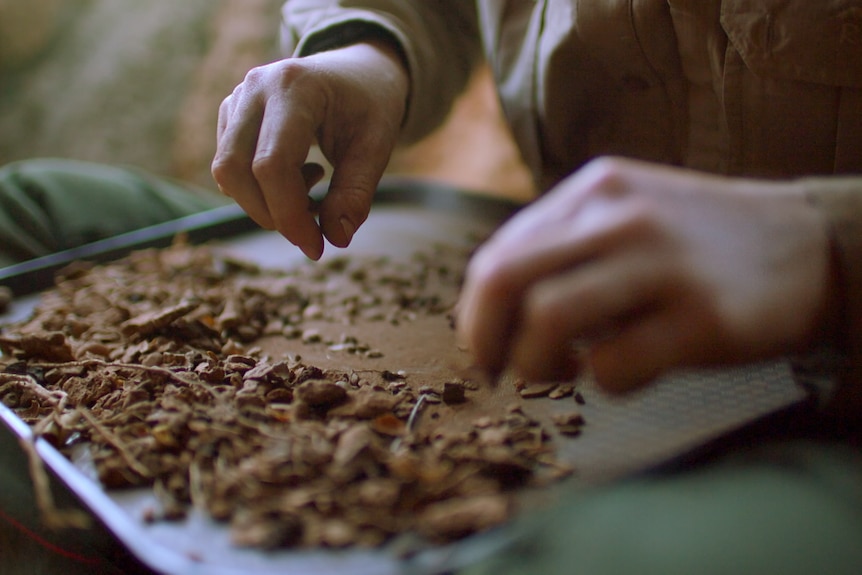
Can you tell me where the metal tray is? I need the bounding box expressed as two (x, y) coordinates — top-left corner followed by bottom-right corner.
(0, 178), (813, 574)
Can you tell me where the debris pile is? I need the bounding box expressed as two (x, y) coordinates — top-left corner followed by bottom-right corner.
(0, 241), (579, 548)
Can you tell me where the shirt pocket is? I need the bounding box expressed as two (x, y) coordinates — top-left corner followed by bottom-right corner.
(720, 0), (862, 88)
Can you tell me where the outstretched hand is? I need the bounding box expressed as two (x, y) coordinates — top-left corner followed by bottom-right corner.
(212, 41), (409, 260)
(457, 157), (834, 393)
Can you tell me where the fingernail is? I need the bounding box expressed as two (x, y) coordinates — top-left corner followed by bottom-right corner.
(340, 216), (355, 243)
(300, 243), (323, 261)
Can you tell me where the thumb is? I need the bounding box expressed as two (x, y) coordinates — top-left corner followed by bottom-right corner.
(318, 143), (390, 248)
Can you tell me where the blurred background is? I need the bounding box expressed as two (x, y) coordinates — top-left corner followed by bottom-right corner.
(0, 0), (534, 201)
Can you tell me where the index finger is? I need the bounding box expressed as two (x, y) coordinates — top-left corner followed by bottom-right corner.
(212, 87), (280, 229)
(249, 90), (326, 260)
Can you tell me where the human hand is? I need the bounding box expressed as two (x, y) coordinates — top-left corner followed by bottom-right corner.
(457, 157), (834, 393)
(212, 41), (409, 260)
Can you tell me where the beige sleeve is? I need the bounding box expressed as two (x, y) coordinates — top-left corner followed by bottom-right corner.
(804, 177), (862, 423)
(280, 0), (482, 144)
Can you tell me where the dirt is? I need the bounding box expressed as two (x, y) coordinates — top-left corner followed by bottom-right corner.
(0, 240), (578, 550)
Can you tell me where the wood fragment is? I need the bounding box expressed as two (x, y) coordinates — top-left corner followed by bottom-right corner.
(518, 382), (558, 399)
(0, 242), (579, 551)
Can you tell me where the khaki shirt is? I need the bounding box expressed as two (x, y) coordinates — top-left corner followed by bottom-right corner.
(282, 0), (862, 415)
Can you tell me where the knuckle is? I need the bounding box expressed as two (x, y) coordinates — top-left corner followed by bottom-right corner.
(250, 153), (282, 182)
(272, 59), (317, 92)
(242, 64), (268, 86)
(218, 94), (233, 114)
(585, 155), (628, 177)
(242, 60), (313, 95)
(587, 160), (626, 190)
(211, 153), (246, 190)
(576, 156), (635, 202)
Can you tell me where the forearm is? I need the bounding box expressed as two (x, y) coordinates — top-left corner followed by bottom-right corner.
(280, 0), (482, 143)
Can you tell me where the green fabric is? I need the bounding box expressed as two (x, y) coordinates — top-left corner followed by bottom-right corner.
(0, 158), (227, 268)
(461, 440), (862, 575)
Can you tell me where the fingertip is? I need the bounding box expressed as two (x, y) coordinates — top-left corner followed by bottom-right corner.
(268, 206), (325, 259)
(587, 344), (654, 395)
(285, 231), (324, 261)
(457, 312), (504, 377)
(510, 344), (580, 385)
(320, 210), (362, 249)
(454, 292), (477, 354)
(484, 366), (504, 387)
(294, 228), (325, 261)
(301, 243), (324, 261)
(320, 164), (377, 249)
(472, 346), (508, 382)
(457, 295), (512, 380)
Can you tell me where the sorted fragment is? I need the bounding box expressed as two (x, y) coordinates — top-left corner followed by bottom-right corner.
(552, 411), (586, 436)
(548, 384), (574, 400)
(295, 379), (347, 408)
(0, 332), (75, 362)
(518, 382), (558, 399)
(121, 299), (200, 338)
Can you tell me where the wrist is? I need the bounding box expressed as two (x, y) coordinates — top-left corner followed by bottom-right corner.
(300, 23), (410, 128)
(358, 38), (410, 124)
